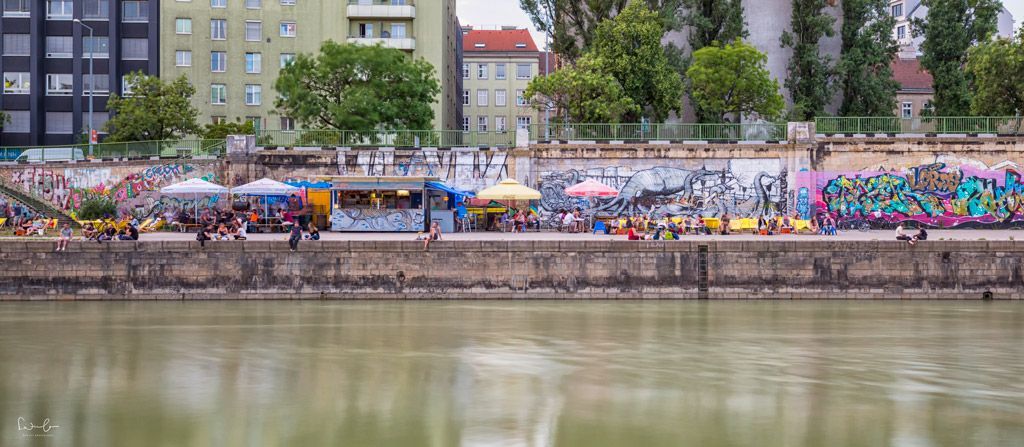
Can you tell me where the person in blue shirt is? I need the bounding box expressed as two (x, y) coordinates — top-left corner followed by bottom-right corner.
(455, 200), (468, 232)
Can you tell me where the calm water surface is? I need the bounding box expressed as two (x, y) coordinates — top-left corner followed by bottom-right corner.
(0, 301), (1022, 447)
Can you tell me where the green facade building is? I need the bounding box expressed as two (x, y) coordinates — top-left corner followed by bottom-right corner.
(160, 0), (459, 131)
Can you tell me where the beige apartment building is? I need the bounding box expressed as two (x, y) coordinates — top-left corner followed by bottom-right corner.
(160, 0), (460, 131)
(460, 27), (539, 134)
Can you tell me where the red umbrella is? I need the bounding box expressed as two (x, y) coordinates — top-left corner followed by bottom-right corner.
(564, 179), (619, 197)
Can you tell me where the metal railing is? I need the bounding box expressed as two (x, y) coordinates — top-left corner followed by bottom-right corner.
(347, 0), (414, 5)
(529, 123), (788, 142)
(815, 116), (1024, 135)
(256, 129), (515, 148)
(0, 139), (226, 163)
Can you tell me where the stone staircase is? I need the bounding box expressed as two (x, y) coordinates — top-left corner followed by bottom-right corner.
(0, 178), (79, 228)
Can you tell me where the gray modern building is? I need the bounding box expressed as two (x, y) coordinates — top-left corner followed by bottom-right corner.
(1, 0), (159, 146)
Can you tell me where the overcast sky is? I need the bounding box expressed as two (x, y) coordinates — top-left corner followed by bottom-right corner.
(456, 0), (1021, 48)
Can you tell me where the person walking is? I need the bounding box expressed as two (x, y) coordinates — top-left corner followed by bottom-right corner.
(288, 221), (303, 252)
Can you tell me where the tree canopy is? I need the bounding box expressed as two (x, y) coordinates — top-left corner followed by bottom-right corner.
(965, 30), (1024, 116)
(103, 72), (200, 142)
(679, 0), (749, 121)
(525, 55), (640, 123)
(780, 0), (837, 120)
(913, 0), (1002, 116)
(838, 0), (899, 116)
(201, 119), (255, 140)
(274, 41), (440, 131)
(687, 39), (784, 122)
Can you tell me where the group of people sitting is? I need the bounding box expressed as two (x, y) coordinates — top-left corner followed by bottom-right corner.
(498, 209), (541, 233)
(80, 219), (141, 242)
(556, 209), (588, 233)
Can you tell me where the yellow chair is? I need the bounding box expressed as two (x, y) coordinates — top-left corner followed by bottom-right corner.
(138, 218), (154, 230)
(729, 219), (742, 232)
(704, 218), (721, 230)
(740, 218), (758, 233)
(0, 217), (6, 229)
(146, 219), (165, 232)
(794, 219), (810, 233)
(671, 217), (683, 225)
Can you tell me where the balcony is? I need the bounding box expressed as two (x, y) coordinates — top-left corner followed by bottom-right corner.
(347, 1), (415, 19)
(347, 36), (416, 51)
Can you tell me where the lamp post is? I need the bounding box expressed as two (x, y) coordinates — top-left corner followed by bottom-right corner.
(73, 19), (94, 157)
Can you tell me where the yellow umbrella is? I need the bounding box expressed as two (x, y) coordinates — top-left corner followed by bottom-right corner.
(476, 178), (542, 201)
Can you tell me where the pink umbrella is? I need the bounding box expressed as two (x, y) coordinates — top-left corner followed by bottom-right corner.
(564, 179), (619, 197)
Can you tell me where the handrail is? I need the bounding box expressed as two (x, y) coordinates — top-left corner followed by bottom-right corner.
(528, 122), (788, 142)
(814, 116), (1024, 135)
(256, 129), (515, 148)
(0, 139), (226, 162)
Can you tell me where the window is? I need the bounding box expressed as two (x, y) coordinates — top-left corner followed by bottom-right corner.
(891, 3), (902, 17)
(358, 23), (374, 38)
(46, 74), (73, 95)
(496, 116), (507, 132)
(245, 0), (259, 8)
(280, 22), (296, 37)
(495, 63), (506, 80)
(3, 0), (30, 17)
(495, 90), (506, 107)
(245, 84), (261, 105)
(211, 0), (225, 7)
(462, 90), (470, 106)
(245, 53), (262, 74)
(122, 0), (148, 22)
(83, 0), (108, 19)
(280, 0), (295, 5)
(121, 75), (137, 95)
(390, 23), (406, 38)
(211, 19), (226, 40)
(211, 51), (226, 72)
(462, 117), (470, 132)
(516, 116), (532, 129)
(477, 89), (488, 107)
(45, 36), (73, 57)
(901, 102), (913, 118)
(3, 72), (30, 94)
(83, 36), (109, 58)
(211, 84), (226, 104)
(516, 64), (531, 80)
(280, 53), (295, 68)
(462, 64), (469, 80)
(176, 18), (192, 34)
(2, 34), (30, 56)
(280, 117), (294, 131)
(84, 74), (109, 94)
(90, 112), (109, 133)
(211, 116), (226, 124)
(245, 21), (262, 41)
(47, 0), (72, 19)
(176, 50), (192, 66)
(121, 38), (147, 60)
(477, 116), (488, 132)
(897, 25), (906, 40)
(45, 112), (73, 134)
(516, 89), (527, 106)
(477, 64), (488, 79)
(4, 111), (30, 133)
(246, 116), (261, 128)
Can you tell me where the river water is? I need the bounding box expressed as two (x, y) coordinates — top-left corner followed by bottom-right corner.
(0, 302), (1022, 446)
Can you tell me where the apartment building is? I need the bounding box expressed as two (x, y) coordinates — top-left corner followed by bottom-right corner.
(891, 1), (1015, 58)
(161, 0), (460, 131)
(460, 27), (538, 134)
(1, 0), (160, 146)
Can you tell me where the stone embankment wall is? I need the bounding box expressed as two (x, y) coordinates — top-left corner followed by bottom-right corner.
(1, 241), (1019, 300)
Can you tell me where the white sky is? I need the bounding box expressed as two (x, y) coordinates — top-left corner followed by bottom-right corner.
(1007, 3), (1023, 31)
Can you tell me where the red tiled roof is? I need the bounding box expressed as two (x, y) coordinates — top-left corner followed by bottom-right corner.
(463, 29), (539, 53)
(891, 58), (933, 91)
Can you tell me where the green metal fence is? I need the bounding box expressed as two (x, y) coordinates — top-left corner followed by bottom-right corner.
(256, 130), (515, 148)
(815, 116), (1024, 135)
(0, 139), (226, 162)
(529, 123), (788, 142)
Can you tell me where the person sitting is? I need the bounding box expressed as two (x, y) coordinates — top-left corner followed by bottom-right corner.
(913, 228), (928, 243)
(896, 223), (914, 245)
(82, 222), (98, 240)
(55, 223), (73, 252)
(662, 226), (676, 241)
(561, 210), (575, 233)
(199, 209), (215, 227)
(808, 217), (820, 235)
(626, 226), (642, 241)
(572, 209), (585, 232)
(526, 213), (540, 232)
(767, 218), (779, 235)
(127, 224), (140, 241)
(196, 225), (212, 247)
(720, 213), (731, 235)
(681, 217), (693, 235)
(822, 215), (837, 236)
(695, 216), (708, 235)
(97, 226), (116, 242)
(305, 222), (320, 240)
(116, 228), (132, 241)
(214, 223), (230, 241)
(781, 215), (793, 233)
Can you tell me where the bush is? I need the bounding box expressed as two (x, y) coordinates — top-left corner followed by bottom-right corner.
(77, 197), (118, 220)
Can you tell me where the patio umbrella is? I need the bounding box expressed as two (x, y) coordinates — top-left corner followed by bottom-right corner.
(564, 179), (619, 197)
(476, 179), (542, 201)
(231, 178), (300, 222)
(160, 178), (229, 222)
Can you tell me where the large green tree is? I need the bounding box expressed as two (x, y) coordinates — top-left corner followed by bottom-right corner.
(590, 2), (684, 122)
(201, 119), (255, 140)
(103, 72), (200, 142)
(838, 0), (899, 116)
(687, 39), (785, 122)
(679, 0), (748, 121)
(780, 0), (837, 120)
(275, 41), (439, 131)
(965, 30), (1024, 116)
(525, 55), (640, 123)
(913, 0), (1003, 116)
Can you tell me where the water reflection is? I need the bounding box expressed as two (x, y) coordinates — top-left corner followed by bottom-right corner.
(0, 302), (1022, 446)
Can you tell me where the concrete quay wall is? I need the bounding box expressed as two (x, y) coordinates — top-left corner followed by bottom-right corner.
(1, 241), (1019, 300)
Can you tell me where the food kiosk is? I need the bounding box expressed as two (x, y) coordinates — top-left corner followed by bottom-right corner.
(321, 176), (435, 232)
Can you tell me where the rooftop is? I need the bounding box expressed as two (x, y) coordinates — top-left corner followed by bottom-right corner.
(462, 29), (539, 53)
(892, 58), (933, 92)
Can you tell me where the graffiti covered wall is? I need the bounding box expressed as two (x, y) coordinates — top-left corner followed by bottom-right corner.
(337, 150), (509, 192)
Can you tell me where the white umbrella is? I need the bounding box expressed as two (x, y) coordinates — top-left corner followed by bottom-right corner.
(160, 178), (229, 225)
(231, 178), (300, 223)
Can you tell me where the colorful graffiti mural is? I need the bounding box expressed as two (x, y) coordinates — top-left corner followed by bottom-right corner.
(815, 161), (1024, 227)
(329, 208), (425, 232)
(538, 160), (787, 219)
(337, 150), (508, 193)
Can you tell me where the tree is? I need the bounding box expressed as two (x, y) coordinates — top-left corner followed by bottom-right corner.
(687, 39), (785, 122)
(780, 0), (837, 120)
(524, 55), (640, 123)
(103, 72), (200, 142)
(913, 0), (1002, 116)
(275, 41), (439, 131)
(966, 30), (1024, 116)
(0, 111), (8, 130)
(838, 0), (899, 116)
(201, 119), (255, 140)
(590, 2), (684, 122)
(679, 0), (748, 121)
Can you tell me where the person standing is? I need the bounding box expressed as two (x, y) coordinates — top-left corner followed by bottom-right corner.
(288, 221), (303, 252)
